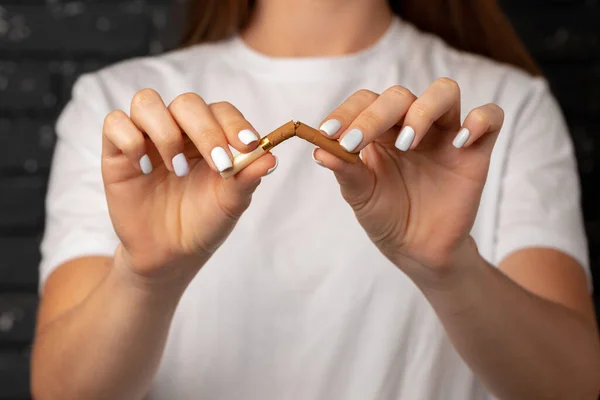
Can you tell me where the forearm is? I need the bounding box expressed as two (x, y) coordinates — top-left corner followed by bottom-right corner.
(31, 256), (186, 400)
(413, 247), (600, 400)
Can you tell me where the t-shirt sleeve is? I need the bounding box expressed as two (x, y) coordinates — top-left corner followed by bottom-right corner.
(39, 74), (120, 292)
(494, 78), (591, 290)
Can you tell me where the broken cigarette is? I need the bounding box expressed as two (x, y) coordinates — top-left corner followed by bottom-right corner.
(220, 120), (359, 179)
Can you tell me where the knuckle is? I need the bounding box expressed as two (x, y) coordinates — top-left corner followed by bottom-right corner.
(332, 105), (355, 122)
(471, 109), (489, 126)
(131, 88), (160, 108)
(156, 131), (182, 149)
(200, 126), (225, 141)
(170, 92), (202, 110)
(411, 102), (431, 121)
(386, 85), (413, 101)
(210, 102), (248, 131)
(103, 110), (128, 132)
(358, 109), (381, 128)
(490, 103), (505, 121)
(436, 77), (460, 93)
(209, 101), (234, 113)
(121, 135), (143, 154)
(354, 89), (379, 103)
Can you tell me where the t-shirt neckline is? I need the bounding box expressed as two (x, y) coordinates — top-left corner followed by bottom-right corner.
(223, 16), (405, 81)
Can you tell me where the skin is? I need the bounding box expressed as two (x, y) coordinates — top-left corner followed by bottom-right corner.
(314, 81), (600, 399)
(31, 0), (600, 399)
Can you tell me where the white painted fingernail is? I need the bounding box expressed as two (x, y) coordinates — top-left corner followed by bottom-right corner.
(339, 129), (363, 152)
(319, 119), (342, 137)
(211, 146), (233, 172)
(264, 156), (278, 176)
(452, 128), (470, 149)
(312, 148), (325, 167)
(238, 129), (259, 145)
(172, 153), (189, 177)
(395, 126), (415, 151)
(139, 154), (152, 175)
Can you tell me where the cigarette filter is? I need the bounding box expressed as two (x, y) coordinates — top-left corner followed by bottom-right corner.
(220, 120), (296, 179)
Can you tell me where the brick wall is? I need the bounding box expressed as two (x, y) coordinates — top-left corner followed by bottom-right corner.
(0, 1), (598, 398)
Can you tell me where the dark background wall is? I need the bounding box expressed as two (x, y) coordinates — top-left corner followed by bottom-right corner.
(0, 0), (598, 398)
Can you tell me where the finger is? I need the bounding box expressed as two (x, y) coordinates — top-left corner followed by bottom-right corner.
(209, 101), (260, 152)
(453, 103), (504, 151)
(168, 93), (233, 173)
(397, 77), (461, 151)
(338, 85), (416, 153)
(102, 110), (151, 175)
(129, 89), (188, 176)
(318, 89), (379, 140)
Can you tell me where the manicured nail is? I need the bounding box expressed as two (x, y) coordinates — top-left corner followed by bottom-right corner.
(452, 128), (470, 149)
(172, 153), (189, 177)
(265, 156), (278, 176)
(395, 126), (415, 151)
(339, 128), (363, 152)
(139, 154), (152, 175)
(238, 129), (259, 145)
(319, 119), (342, 137)
(211, 147), (233, 172)
(312, 148), (325, 167)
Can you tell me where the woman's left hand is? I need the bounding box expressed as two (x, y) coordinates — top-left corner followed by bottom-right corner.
(314, 78), (504, 280)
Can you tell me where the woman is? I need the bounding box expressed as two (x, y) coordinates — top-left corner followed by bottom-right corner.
(31, 0), (600, 399)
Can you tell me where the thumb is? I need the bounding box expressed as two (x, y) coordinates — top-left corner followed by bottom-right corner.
(217, 153), (277, 216)
(313, 146), (376, 210)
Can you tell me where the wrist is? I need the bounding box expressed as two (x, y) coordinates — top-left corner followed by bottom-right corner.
(408, 238), (492, 315)
(401, 236), (486, 291)
(111, 245), (197, 303)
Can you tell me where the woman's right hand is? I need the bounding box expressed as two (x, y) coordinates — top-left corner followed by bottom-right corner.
(102, 89), (275, 285)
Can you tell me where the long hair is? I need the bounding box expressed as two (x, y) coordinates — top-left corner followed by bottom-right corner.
(179, 0), (541, 76)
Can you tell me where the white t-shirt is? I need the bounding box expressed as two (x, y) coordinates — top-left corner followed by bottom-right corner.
(40, 17), (590, 400)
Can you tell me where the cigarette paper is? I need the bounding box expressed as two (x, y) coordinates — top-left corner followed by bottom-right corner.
(294, 122), (359, 164)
